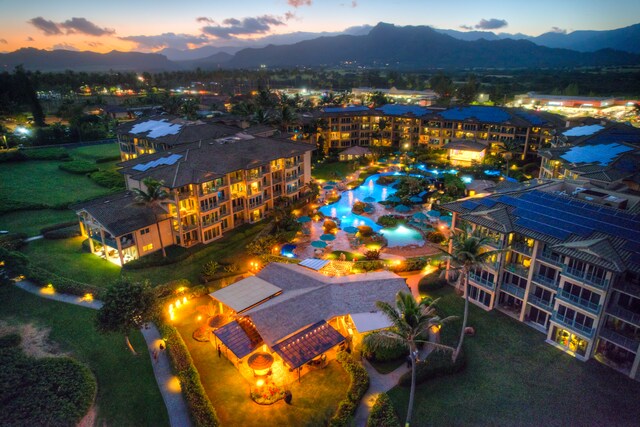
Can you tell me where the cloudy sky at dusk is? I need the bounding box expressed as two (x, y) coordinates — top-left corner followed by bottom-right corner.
(1, 0), (638, 53)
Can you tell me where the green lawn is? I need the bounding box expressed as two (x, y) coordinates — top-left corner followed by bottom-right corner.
(20, 223), (267, 288)
(0, 143), (121, 234)
(0, 285), (169, 427)
(312, 161), (357, 181)
(21, 236), (122, 286)
(387, 287), (640, 426)
(0, 209), (76, 236)
(173, 297), (350, 426)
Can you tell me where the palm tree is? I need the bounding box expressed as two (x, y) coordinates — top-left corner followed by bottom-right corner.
(440, 226), (503, 362)
(132, 178), (171, 258)
(497, 140), (521, 178)
(366, 292), (456, 427)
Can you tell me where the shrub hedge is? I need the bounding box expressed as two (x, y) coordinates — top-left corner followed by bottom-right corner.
(26, 265), (106, 300)
(23, 148), (70, 160)
(329, 351), (370, 427)
(362, 333), (408, 362)
(0, 345), (96, 427)
(40, 221), (78, 235)
(367, 393), (401, 427)
(43, 226), (81, 240)
(94, 154), (122, 163)
(158, 323), (220, 427)
(89, 170), (125, 189)
(58, 160), (99, 174)
(0, 233), (27, 250)
(122, 245), (191, 270)
(259, 254), (301, 264)
(398, 349), (466, 387)
(418, 271), (448, 293)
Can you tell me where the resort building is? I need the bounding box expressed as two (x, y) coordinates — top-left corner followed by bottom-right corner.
(351, 87), (438, 105)
(338, 146), (372, 161)
(539, 123), (640, 192)
(208, 262), (407, 383)
(75, 135), (314, 265)
(319, 104), (562, 158)
(443, 180), (640, 380)
(116, 115), (252, 161)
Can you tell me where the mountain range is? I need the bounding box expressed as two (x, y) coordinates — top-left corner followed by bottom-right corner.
(0, 22), (638, 72)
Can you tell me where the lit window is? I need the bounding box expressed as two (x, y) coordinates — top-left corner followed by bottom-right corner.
(143, 243), (153, 252)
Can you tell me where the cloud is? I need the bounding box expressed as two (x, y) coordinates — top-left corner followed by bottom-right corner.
(201, 15), (285, 39)
(351, 1), (357, 7)
(29, 17), (62, 35)
(60, 17), (115, 36)
(287, 0), (312, 7)
(87, 41), (103, 47)
(550, 26), (567, 34)
(29, 16), (114, 37)
(284, 11), (297, 21)
(0, 39), (7, 44)
(475, 18), (508, 30)
(459, 24), (473, 31)
(26, 36), (35, 42)
(196, 16), (214, 24)
(52, 43), (79, 51)
(120, 32), (211, 50)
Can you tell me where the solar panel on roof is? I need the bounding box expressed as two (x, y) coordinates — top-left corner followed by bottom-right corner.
(460, 200), (480, 210)
(513, 111), (545, 126)
(515, 217), (570, 240)
(375, 104), (431, 116)
(479, 198), (498, 208)
(131, 154), (183, 172)
(323, 106), (370, 113)
(560, 143), (633, 166)
(439, 106), (511, 123)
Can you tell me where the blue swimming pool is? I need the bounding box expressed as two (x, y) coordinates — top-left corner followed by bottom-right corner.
(281, 244), (297, 258)
(319, 173), (400, 231)
(380, 225), (425, 247)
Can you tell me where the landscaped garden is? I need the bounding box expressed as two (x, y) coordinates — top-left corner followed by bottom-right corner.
(0, 285), (169, 426)
(387, 286), (640, 426)
(0, 143), (123, 236)
(171, 295), (351, 427)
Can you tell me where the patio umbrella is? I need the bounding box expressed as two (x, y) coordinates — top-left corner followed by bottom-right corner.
(343, 226), (359, 234)
(323, 185), (335, 190)
(386, 195), (401, 203)
(413, 212), (428, 221)
(395, 204), (411, 213)
(311, 240), (328, 248)
(363, 205), (374, 213)
(409, 196), (423, 203)
(320, 234), (336, 241)
(363, 196), (376, 203)
(297, 216), (312, 223)
(426, 210), (441, 218)
(327, 180), (338, 185)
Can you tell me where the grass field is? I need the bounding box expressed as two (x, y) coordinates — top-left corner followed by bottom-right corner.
(0, 143), (121, 235)
(0, 285), (169, 427)
(387, 287), (640, 427)
(20, 222), (267, 287)
(173, 297), (350, 426)
(312, 161), (357, 181)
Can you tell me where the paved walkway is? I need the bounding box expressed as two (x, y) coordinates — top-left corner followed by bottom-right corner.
(353, 360), (409, 426)
(13, 280), (192, 427)
(24, 235), (44, 242)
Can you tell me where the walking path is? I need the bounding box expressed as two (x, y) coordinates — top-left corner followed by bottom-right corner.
(13, 280), (192, 427)
(24, 235), (44, 242)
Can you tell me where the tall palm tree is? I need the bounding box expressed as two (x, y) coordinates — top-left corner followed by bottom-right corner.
(440, 226), (503, 362)
(132, 178), (171, 258)
(497, 140), (521, 178)
(366, 292), (455, 427)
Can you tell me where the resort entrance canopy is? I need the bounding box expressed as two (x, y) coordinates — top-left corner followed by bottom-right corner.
(272, 321), (345, 369)
(209, 276), (282, 313)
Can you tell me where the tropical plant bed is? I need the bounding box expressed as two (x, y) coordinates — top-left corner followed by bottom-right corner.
(250, 380), (287, 405)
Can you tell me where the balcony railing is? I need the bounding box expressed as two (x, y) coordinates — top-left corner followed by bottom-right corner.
(613, 281), (640, 298)
(607, 305), (640, 327)
(287, 187), (299, 195)
(528, 294), (554, 312)
(538, 249), (564, 267)
(562, 266), (609, 289)
(552, 311), (594, 338)
(273, 189), (283, 197)
(598, 327), (640, 353)
(178, 191), (194, 200)
(505, 263), (530, 278)
(469, 272), (495, 290)
(285, 174), (299, 182)
(556, 289), (601, 315)
(510, 241), (533, 256)
(532, 274), (559, 290)
(232, 204), (244, 213)
(230, 175), (243, 184)
(500, 282), (526, 299)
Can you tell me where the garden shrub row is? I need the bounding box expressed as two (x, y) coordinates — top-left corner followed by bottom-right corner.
(398, 348), (466, 387)
(367, 393), (401, 427)
(26, 265), (106, 300)
(122, 245), (191, 270)
(40, 221), (79, 235)
(89, 170), (125, 189)
(158, 323), (220, 427)
(259, 254), (301, 264)
(329, 351), (370, 427)
(0, 338), (96, 427)
(94, 154), (122, 163)
(58, 159), (99, 174)
(0, 233), (27, 250)
(418, 271), (448, 293)
(43, 226), (81, 240)
(0, 148), (70, 163)
(362, 334), (408, 362)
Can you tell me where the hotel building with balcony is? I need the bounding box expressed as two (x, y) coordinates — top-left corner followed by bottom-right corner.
(319, 104), (563, 158)
(442, 180), (640, 380)
(75, 135), (314, 265)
